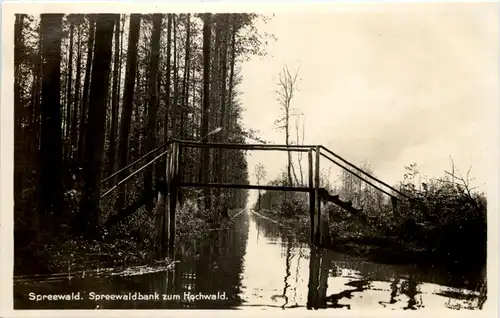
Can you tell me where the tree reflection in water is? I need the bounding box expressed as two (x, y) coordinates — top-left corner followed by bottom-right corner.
(13, 211), (487, 310)
(281, 235), (293, 309)
(252, 211), (486, 311)
(167, 212), (250, 309)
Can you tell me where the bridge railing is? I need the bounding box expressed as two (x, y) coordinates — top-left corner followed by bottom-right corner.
(317, 146), (410, 201)
(99, 140), (174, 235)
(175, 140), (410, 202)
(98, 138), (411, 249)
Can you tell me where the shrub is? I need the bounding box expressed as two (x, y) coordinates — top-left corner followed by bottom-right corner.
(258, 163), (487, 269)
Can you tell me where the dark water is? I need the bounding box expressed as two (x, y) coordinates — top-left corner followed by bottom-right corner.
(14, 210), (487, 310)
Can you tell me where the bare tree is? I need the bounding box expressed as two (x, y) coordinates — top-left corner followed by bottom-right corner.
(275, 64), (300, 186)
(295, 114), (305, 186)
(444, 157), (479, 200)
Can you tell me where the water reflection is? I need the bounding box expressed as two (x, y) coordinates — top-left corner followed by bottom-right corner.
(14, 209), (486, 310)
(250, 212), (486, 311)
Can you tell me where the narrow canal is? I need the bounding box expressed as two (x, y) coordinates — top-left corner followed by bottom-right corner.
(14, 209), (486, 310)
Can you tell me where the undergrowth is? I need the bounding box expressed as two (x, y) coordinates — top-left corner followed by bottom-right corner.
(254, 165), (487, 271)
(14, 191), (237, 276)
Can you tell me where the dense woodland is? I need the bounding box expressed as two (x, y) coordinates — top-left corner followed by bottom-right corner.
(14, 13), (271, 274)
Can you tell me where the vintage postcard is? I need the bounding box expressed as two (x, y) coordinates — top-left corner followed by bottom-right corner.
(1, 1), (498, 317)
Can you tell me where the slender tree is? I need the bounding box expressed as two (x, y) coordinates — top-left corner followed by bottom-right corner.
(295, 115), (305, 186)
(116, 14), (142, 209)
(39, 14), (64, 217)
(178, 13), (191, 205)
(158, 14), (172, 177)
(227, 15), (238, 137)
(70, 17), (82, 163)
(171, 15), (179, 139)
(31, 22), (42, 175)
(210, 15), (222, 197)
(65, 18), (75, 144)
(199, 13), (212, 209)
(275, 65), (300, 186)
(107, 14), (121, 175)
(144, 13), (163, 212)
(78, 16), (95, 163)
(14, 14), (25, 203)
(79, 14), (117, 234)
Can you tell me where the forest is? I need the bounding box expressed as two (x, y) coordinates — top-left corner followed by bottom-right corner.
(14, 13), (270, 275)
(13, 12), (488, 277)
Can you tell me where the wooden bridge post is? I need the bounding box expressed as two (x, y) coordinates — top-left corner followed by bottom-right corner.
(314, 146), (321, 246)
(154, 143), (171, 258)
(307, 245), (321, 309)
(317, 248), (332, 308)
(308, 149), (315, 244)
(154, 185), (167, 258)
(168, 141), (179, 256)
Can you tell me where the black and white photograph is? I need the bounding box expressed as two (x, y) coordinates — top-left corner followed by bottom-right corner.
(2, 1), (497, 315)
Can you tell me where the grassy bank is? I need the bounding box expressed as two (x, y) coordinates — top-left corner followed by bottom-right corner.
(14, 197), (240, 276)
(254, 168), (487, 271)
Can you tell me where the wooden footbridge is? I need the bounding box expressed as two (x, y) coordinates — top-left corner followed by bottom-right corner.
(100, 138), (410, 256)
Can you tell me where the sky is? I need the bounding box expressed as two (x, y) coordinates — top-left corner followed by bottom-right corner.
(238, 3), (498, 204)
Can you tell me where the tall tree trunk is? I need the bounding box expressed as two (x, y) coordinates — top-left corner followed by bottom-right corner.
(14, 14), (25, 205)
(190, 53), (196, 139)
(226, 16), (239, 192)
(71, 23), (82, 164)
(210, 16), (221, 187)
(39, 14), (64, 217)
(133, 65), (142, 161)
(171, 15), (179, 139)
(227, 16), (237, 138)
(178, 13), (191, 205)
(217, 15), (230, 217)
(200, 13), (212, 210)
(116, 14), (142, 210)
(117, 14), (125, 130)
(64, 20), (75, 189)
(78, 16), (95, 164)
(158, 14), (172, 177)
(138, 27), (151, 158)
(65, 21), (74, 143)
(107, 15), (121, 175)
(31, 23), (42, 179)
(144, 14), (163, 212)
(189, 53), (197, 184)
(116, 15), (125, 138)
(79, 14), (117, 235)
(219, 16), (229, 144)
(61, 38), (69, 143)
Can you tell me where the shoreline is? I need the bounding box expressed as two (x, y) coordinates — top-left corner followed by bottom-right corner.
(251, 209), (486, 272)
(14, 207), (245, 277)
